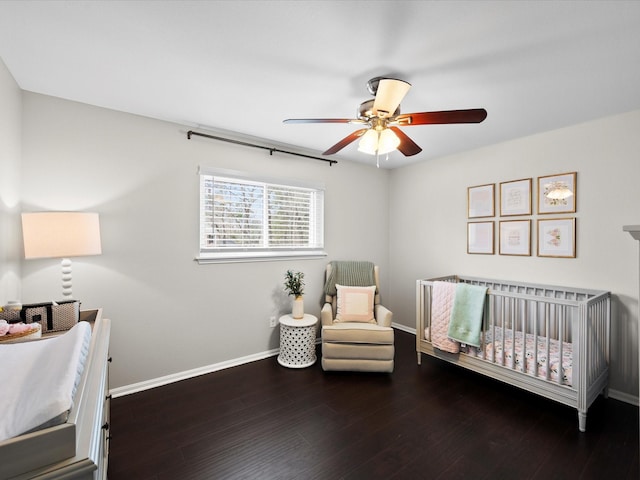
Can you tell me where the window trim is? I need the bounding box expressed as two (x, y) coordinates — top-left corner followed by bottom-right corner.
(196, 167), (327, 264)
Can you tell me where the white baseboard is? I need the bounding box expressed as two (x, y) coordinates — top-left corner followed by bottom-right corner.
(110, 347), (280, 398)
(110, 337), (325, 398)
(392, 322), (415, 334)
(608, 388), (639, 406)
(111, 325), (640, 407)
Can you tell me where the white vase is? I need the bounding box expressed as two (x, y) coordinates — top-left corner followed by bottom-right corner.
(292, 296), (304, 319)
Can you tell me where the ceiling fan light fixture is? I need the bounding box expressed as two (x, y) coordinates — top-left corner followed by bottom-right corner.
(357, 129), (380, 155)
(377, 128), (400, 154)
(357, 128), (400, 155)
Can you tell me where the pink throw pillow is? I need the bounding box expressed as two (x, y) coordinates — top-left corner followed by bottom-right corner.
(335, 284), (376, 323)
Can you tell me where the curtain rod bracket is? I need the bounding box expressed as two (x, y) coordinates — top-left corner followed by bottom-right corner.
(187, 130), (337, 166)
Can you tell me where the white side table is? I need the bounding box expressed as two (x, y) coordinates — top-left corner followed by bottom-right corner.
(278, 314), (318, 368)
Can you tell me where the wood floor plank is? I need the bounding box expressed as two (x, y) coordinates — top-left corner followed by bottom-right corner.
(108, 330), (639, 479)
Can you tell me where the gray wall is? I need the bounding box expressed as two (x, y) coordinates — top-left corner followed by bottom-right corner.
(388, 110), (640, 401)
(0, 58), (21, 305)
(19, 92), (390, 389)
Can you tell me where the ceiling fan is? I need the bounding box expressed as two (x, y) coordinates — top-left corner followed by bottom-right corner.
(283, 77), (487, 163)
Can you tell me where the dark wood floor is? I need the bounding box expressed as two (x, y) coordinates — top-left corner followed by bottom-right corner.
(108, 330), (638, 480)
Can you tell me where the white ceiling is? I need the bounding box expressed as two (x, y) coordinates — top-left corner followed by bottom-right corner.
(1, 0), (640, 168)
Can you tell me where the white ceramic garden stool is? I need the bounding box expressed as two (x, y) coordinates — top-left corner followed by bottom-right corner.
(277, 314), (318, 368)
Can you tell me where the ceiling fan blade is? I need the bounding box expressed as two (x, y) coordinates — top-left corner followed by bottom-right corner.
(395, 108), (487, 126)
(283, 118), (366, 124)
(372, 78), (411, 117)
(389, 127), (422, 156)
(322, 129), (369, 155)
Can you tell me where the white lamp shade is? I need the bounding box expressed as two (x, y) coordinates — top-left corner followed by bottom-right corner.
(357, 129), (380, 155)
(377, 128), (400, 154)
(22, 212), (102, 259)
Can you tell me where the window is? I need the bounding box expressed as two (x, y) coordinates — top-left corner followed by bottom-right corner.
(198, 168), (325, 262)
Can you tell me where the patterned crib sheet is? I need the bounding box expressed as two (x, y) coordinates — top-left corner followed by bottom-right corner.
(464, 327), (573, 386)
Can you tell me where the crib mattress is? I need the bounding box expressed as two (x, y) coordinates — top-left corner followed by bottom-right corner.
(426, 326), (573, 386)
(464, 327), (573, 386)
(0, 321), (92, 441)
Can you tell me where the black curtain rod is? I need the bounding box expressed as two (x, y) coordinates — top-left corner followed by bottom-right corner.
(187, 130), (337, 166)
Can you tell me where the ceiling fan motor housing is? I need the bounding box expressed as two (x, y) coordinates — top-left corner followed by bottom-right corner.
(366, 77), (382, 95)
(358, 99), (400, 120)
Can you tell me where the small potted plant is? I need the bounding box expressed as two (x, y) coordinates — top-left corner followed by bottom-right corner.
(284, 270), (305, 318)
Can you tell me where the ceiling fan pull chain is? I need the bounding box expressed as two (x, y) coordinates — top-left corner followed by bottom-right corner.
(376, 151), (380, 168)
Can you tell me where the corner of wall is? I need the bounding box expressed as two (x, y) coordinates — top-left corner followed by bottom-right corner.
(0, 56), (23, 304)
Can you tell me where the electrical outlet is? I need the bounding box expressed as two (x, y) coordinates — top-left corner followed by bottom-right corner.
(269, 316), (277, 327)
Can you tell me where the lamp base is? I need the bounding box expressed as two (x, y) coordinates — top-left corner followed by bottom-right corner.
(61, 258), (73, 299)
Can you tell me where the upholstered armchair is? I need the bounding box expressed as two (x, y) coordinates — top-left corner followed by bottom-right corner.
(321, 261), (394, 373)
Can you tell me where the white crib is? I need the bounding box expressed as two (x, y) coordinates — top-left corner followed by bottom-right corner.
(416, 275), (610, 432)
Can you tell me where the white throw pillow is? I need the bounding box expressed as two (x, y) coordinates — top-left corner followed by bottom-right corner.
(335, 284), (376, 323)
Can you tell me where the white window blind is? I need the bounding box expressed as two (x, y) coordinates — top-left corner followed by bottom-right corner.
(199, 170), (325, 262)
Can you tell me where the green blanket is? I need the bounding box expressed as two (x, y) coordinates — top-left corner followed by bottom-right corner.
(447, 283), (487, 347)
(323, 261), (375, 296)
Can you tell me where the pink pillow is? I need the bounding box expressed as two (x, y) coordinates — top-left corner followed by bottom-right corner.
(335, 284), (376, 323)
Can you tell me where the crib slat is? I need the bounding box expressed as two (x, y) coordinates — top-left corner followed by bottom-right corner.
(558, 304), (564, 385)
(510, 297), (516, 371)
(545, 303), (551, 381)
(500, 296), (506, 366)
(533, 301), (539, 379)
(520, 299), (527, 374)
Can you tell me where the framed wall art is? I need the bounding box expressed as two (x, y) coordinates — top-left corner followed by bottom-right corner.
(500, 178), (532, 216)
(537, 218), (576, 258)
(467, 221), (494, 254)
(538, 172), (576, 214)
(499, 220), (531, 256)
(468, 183), (495, 218)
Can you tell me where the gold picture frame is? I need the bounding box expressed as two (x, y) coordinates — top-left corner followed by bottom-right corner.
(499, 178), (532, 216)
(499, 220), (531, 256)
(537, 218), (576, 258)
(537, 172), (576, 214)
(467, 221), (494, 254)
(468, 183), (495, 218)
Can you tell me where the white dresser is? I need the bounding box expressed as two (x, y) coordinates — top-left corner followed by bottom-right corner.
(0, 310), (111, 479)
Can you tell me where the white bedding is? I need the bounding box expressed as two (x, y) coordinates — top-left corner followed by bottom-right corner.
(0, 321), (92, 441)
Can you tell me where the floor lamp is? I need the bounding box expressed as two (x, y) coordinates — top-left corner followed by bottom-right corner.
(21, 212), (102, 299)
